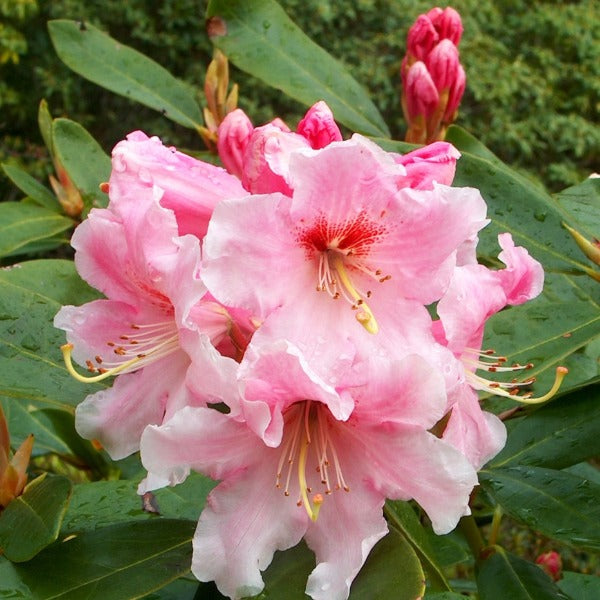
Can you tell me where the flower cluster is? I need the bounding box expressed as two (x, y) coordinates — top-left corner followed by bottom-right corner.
(401, 6), (466, 144)
(56, 101), (554, 600)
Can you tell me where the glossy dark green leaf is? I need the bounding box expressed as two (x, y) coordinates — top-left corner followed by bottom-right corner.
(477, 546), (569, 600)
(557, 571), (600, 600)
(385, 500), (451, 590)
(0, 202), (72, 258)
(2, 164), (58, 211)
(61, 473), (214, 534)
(52, 118), (111, 213)
(424, 593), (469, 600)
(0, 260), (105, 440)
(143, 576), (201, 600)
(554, 178), (600, 240)
(13, 519), (195, 599)
(479, 466), (600, 551)
(205, 0), (389, 137)
(0, 474), (72, 562)
(48, 20), (203, 130)
(489, 386), (600, 469)
(348, 528), (425, 600)
(0, 556), (31, 598)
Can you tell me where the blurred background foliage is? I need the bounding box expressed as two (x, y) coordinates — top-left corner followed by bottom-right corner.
(1, 0), (599, 201)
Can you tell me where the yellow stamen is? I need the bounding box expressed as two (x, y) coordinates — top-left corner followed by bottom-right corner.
(61, 343), (144, 383)
(298, 436), (322, 522)
(517, 366), (569, 405)
(329, 254), (378, 334)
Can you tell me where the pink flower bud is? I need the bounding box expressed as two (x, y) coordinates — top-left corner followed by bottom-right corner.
(407, 14), (439, 61)
(535, 551), (562, 582)
(431, 7), (463, 45)
(268, 117), (291, 132)
(395, 141), (461, 189)
(241, 124), (310, 195)
(445, 63), (466, 122)
(217, 108), (254, 179)
(404, 61), (439, 121)
(296, 101), (343, 149)
(427, 39), (461, 92)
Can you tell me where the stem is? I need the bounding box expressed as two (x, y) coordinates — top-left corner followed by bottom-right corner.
(488, 505), (503, 547)
(458, 515), (485, 562)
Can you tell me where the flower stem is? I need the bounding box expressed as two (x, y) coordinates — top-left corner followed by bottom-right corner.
(458, 515), (485, 563)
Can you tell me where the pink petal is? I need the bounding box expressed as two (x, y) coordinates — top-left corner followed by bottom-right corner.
(240, 339), (355, 446)
(75, 352), (190, 459)
(394, 141), (460, 189)
(348, 423), (477, 534)
(304, 466), (388, 600)
(111, 131), (247, 239)
(496, 233), (544, 305)
(217, 109), (254, 179)
(443, 384), (507, 469)
(202, 193), (313, 318)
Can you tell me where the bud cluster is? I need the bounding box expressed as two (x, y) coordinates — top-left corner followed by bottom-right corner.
(401, 7), (465, 144)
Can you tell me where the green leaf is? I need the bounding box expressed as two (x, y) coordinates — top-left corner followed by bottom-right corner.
(558, 571), (600, 600)
(0, 474), (72, 562)
(48, 20), (203, 130)
(0, 260), (105, 432)
(554, 178), (600, 240)
(0, 202), (73, 258)
(489, 386), (600, 469)
(477, 546), (569, 600)
(445, 125), (504, 166)
(52, 118), (111, 214)
(61, 473), (215, 534)
(348, 529), (425, 600)
(424, 594), (469, 600)
(205, 0), (389, 137)
(385, 500), (451, 590)
(0, 556), (32, 598)
(479, 466), (600, 551)
(143, 576), (201, 600)
(12, 519), (195, 599)
(2, 164), (59, 211)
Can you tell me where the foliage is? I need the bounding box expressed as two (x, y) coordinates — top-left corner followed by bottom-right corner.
(0, 1), (599, 599)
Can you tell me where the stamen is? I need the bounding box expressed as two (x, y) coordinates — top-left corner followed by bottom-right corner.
(61, 343), (145, 383)
(329, 253), (378, 334)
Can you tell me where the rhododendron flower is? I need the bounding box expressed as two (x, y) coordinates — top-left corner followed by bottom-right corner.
(110, 130), (247, 240)
(54, 181), (248, 459)
(202, 135), (488, 337)
(433, 234), (564, 468)
(141, 338), (477, 600)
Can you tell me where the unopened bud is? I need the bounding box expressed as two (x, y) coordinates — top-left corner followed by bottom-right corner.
(407, 14), (439, 62)
(217, 108), (254, 179)
(395, 141), (461, 189)
(428, 7), (463, 45)
(296, 101), (343, 149)
(535, 551), (562, 582)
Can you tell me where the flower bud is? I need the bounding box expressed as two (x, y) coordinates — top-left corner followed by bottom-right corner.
(395, 141), (461, 189)
(241, 124), (310, 195)
(428, 7), (463, 45)
(296, 101), (343, 149)
(217, 108), (254, 179)
(535, 551), (562, 582)
(407, 14), (439, 61)
(445, 63), (466, 122)
(403, 61), (440, 122)
(427, 39), (461, 93)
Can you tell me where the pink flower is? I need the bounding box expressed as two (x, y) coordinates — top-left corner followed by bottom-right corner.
(55, 168), (251, 459)
(427, 7), (463, 45)
(217, 108), (254, 179)
(110, 131), (247, 240)
(202, 135), (488, 337)
(433, 234), (549, 468)
(536, 551), (562, 581)
(141, 340), (477, 600)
